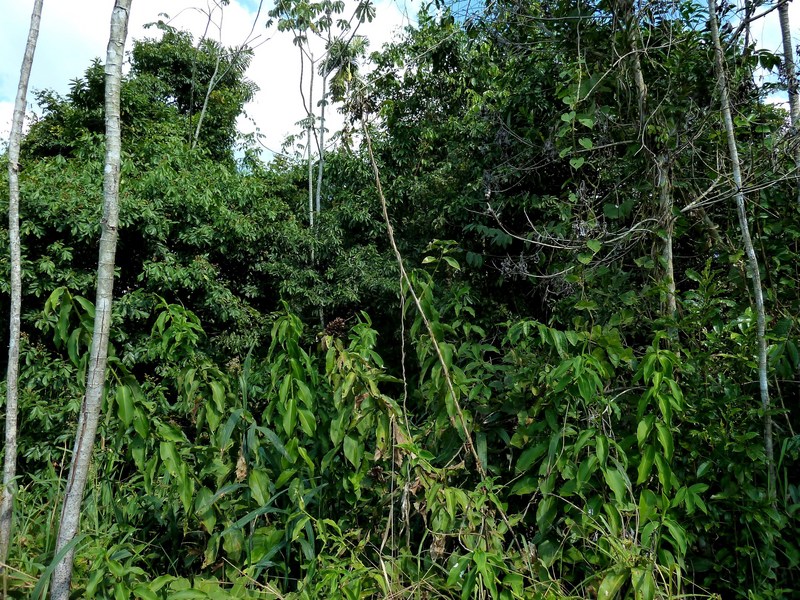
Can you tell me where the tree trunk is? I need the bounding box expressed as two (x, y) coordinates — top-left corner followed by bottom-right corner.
(623, 0), (676, 321)
(708, 0), (775, 501)
(315, 71), (328, 218)
(657, 155), (677, 319)
(50, 1), (132, 597)
(1, 0), (44, 574)
(307, 52), (315, 229)
(778, 1), (800, 206)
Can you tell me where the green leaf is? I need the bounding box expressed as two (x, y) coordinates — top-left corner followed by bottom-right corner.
(637, 416), (654, 447)
(655, 422), (674, 460)
(631, 568), (655, 600)
(570, 156), (585, 169)
(257, 425), (292, 462)
(159, 441), (181, 477)
(654, 452), (672, 490)
(510, 476), (538, 495)
(596, 435), (609, 466)
(587, 239), (601, 253)
(209, 380), (226, 413)
(443, 256), (461, 270)
(604, 466), (628, 504)
(249, 468), (271, 505)
(637, 444), (656, 484)
(117, 385), (134, 427)
(298, 408), (316, 436)
(536, 496), (556, 533)
(157, 421), (187, 442)
(579, 137), (594, 149)
(194, 487), (217, 533)
(343, 434), (363, 468)
(179, 464), (194, 514)
(516, 444), (547, 472)
(283, 395), (298, 436)
(664, 518), (688, 556)
(597, 570), (628, 599)
(133, 585), (160, 600)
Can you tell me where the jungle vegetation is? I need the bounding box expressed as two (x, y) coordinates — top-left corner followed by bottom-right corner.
(1, 0), (800, 597)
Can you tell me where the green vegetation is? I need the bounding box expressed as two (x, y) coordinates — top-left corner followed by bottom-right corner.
(2, 0), (799, 597)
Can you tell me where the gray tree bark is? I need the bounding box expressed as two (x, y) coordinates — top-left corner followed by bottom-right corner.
(708, 0), (775, 500)
(50, 1), (132, 597)
(1, 0), (44, 573)
(778, 1), (800, 205)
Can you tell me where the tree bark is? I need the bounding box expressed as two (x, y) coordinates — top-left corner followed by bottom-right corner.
(50, 1), (132, 597)
(657, 155), (677, 319)
(1, 0), (44, 573)
(708, 0), (775, 501)
(778, 1), (800, 206)
(623, 0), (676, 321)
(315, 70), (328, 218)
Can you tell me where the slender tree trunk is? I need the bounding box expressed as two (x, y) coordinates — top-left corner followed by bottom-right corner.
(315, 71), (328, 217)
(778, 1), (800, 205)
(708, 0), (775, 501)
(624, 1), (677, 321)
(1, 0), (44, 573)
(51, 1), (132, 597)
(192, 52), (222, 149)
(307, 52), (315, 229)
(658, 155), (677, 319)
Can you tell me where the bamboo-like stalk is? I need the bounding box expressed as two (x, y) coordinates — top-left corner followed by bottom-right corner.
(50, 2), (132, 597)
(707, 0), (775, 501)
(1, 0), (44, 574)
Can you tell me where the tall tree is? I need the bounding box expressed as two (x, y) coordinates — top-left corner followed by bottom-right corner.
(50, 1), (132, 597)
(778, 0), (800, 205)
(708, 0), (775, 500)
(0, 0), (44, 574)
(269, 0), (375, 226)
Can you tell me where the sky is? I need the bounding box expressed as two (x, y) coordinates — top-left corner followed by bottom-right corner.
(0, 0), (421, 156)
(0, 0), (797, 156)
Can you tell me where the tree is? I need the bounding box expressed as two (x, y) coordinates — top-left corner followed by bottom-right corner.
(51, 1), (132, 597)
(269, 0), (376, 227)
(778, 0), (800, 205)
(1, 0), (44, 576)
(708, 0), (775, 500)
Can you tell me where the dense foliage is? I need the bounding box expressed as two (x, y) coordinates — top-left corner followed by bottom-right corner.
(1, 0), (799, 598)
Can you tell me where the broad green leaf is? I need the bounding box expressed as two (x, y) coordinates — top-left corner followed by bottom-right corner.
(159, 441), (181, 477)
(117, 385), (134, 427)
(596, 435), (609, 466)
(637, 415), (654, 447)
(249, 468), (271, 505)
(257, 425), (292, 462)
(283, 395), (298, 436)
(516, 443), (547, 473)
(655, 422), (674, 460)
(343, 434), (363, 468)
(604, 466), (627, 504)
(631, 568), (655, 600)
(597, 569), (628, 599)
(637, 444), (656, 484)
(298, 408), (316, 436)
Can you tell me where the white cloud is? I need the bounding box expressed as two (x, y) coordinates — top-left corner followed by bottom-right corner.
(0, 0), (420, 154)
